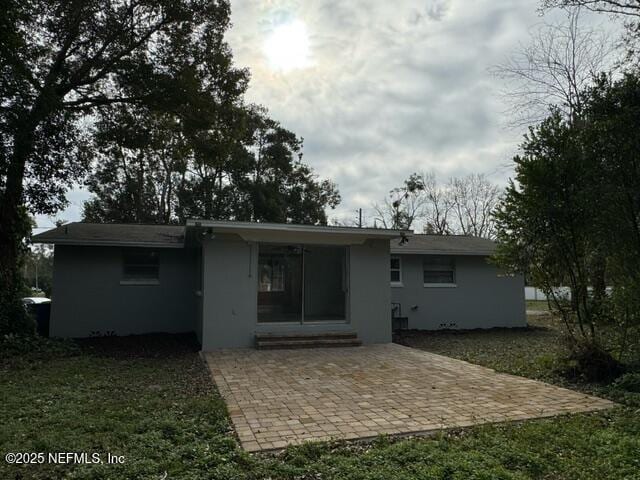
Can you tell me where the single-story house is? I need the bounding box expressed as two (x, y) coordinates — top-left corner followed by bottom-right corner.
(32, 220), (525, 350)
(390, 235), (525, 330)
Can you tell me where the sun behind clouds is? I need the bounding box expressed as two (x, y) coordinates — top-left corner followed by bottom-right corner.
(263, 19), (313, 72)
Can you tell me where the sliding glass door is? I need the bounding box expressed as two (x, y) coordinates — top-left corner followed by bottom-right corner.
(303, 246), (347, 321)
(257, 244), (347, 323)
(257, 245), (303, 323)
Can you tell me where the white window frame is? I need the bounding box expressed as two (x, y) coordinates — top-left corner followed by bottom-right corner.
(390, 256), (403, 287)
(423, 256), (456, 288)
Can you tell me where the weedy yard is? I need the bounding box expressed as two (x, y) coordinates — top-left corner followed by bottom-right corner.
(1, 316), (639, 480)
(525, 300), (550, 311)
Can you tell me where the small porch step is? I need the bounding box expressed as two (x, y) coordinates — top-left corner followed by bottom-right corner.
(255, 331), (361, 349)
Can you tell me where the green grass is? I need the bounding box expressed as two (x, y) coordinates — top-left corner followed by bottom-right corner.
(399, 316), (564, 381)
(398, 316), (640, 404)
(525, 300), (550, 311)
(1, 327), (639, 480)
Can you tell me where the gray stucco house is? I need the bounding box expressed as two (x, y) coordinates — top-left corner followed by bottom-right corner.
(33, 220), (525, 350)
(390, 235), (525, 330)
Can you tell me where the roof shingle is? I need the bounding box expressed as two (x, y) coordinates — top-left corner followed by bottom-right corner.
(32, 223), (185, 248)
(390, 234), (496, 256)
(33, 222), (493, 255)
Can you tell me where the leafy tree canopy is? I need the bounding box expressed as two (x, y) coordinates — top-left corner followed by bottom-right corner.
(81, 105), (341, 225)
(494, 72), (640, 362)
(0, 0), (340, 334)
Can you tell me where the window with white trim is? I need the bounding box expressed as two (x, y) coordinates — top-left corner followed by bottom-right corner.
(390, 256), (402, 285)
(423, 256), (455, 286)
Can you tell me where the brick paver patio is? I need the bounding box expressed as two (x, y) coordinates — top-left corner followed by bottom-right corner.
(204, 344), (614, 452)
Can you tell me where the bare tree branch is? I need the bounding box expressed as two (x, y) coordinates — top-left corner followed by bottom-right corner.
(449, 174), (501, 239)
(372, 172), (500, 238)
(542, 0), (640, 18)
(490, 7), (620, 127)
(421, 172), (453, 234)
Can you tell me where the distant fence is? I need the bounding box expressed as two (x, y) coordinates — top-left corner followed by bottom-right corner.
(525, 286), (612, 301)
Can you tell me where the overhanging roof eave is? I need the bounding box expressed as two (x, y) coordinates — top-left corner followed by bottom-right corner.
(186, 219), (408, 238)
(30, 238), (184, 248)
(390, 248), (495, 256)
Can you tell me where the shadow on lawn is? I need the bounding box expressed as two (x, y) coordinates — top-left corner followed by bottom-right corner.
(76, 332), (201, 359)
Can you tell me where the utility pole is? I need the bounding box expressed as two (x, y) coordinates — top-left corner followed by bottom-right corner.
(358, 208), (362, 228)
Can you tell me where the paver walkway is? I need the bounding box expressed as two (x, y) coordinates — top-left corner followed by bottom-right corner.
(204, 343), (614, 452)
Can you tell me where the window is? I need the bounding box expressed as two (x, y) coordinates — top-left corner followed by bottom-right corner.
(259, 256), (286, 292)
(390, 256), (402, 285)
(122, 250), (159, 284)
(423, 256), (456, 286)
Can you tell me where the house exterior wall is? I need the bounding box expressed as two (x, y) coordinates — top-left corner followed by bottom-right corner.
(195, 248), (204, 344)
(391, 254), (526, 330)
(48, 240), (523, 343)
(349, 239), (392, 343)
(201, 235), (258, 349)
(50, 245), (197, 337)
(200, 235), (392, 350)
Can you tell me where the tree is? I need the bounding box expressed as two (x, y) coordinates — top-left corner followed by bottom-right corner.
(373, 172), (500, 238)
(448, 174), (500, 238)
(22, 244), (54, 297)
(491, 7), (617, 126)
(542, 1), (640, 62)
(581, 73), (640, 359)
(421, 172), (453, 235)
(185, 107), (340, 225)
(372, 173), (427, 230)
(495, 72), (640, 368)
(543, 0), (640, 17)
(0, 0), (247, 330)
(84, 105), (342, 225)
(83, 106), (188, 224)
(494, 112), (603, 345)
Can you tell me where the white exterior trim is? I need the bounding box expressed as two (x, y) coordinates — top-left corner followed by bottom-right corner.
(390, 255), (403, 287)
(188, 219), (408, 245)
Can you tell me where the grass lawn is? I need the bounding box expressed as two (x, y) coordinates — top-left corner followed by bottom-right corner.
(1, 321), (639, 480)
(399, 315), (563, 381)
(398, 315), (640, 397)
(525, 300), (549, 311)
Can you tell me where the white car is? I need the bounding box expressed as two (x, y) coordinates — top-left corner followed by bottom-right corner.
(22, 297), (51, 305)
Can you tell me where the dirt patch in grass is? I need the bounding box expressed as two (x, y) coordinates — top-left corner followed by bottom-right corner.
(76, 332), (201, 359)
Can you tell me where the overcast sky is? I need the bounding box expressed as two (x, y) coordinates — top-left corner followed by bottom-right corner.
(35, 0), (618, 231)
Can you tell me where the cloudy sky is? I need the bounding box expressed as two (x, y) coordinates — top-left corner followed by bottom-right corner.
(36, 0), (617, 231)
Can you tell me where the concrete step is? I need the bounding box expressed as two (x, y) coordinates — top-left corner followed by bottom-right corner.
(256, 337), (362, 349)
